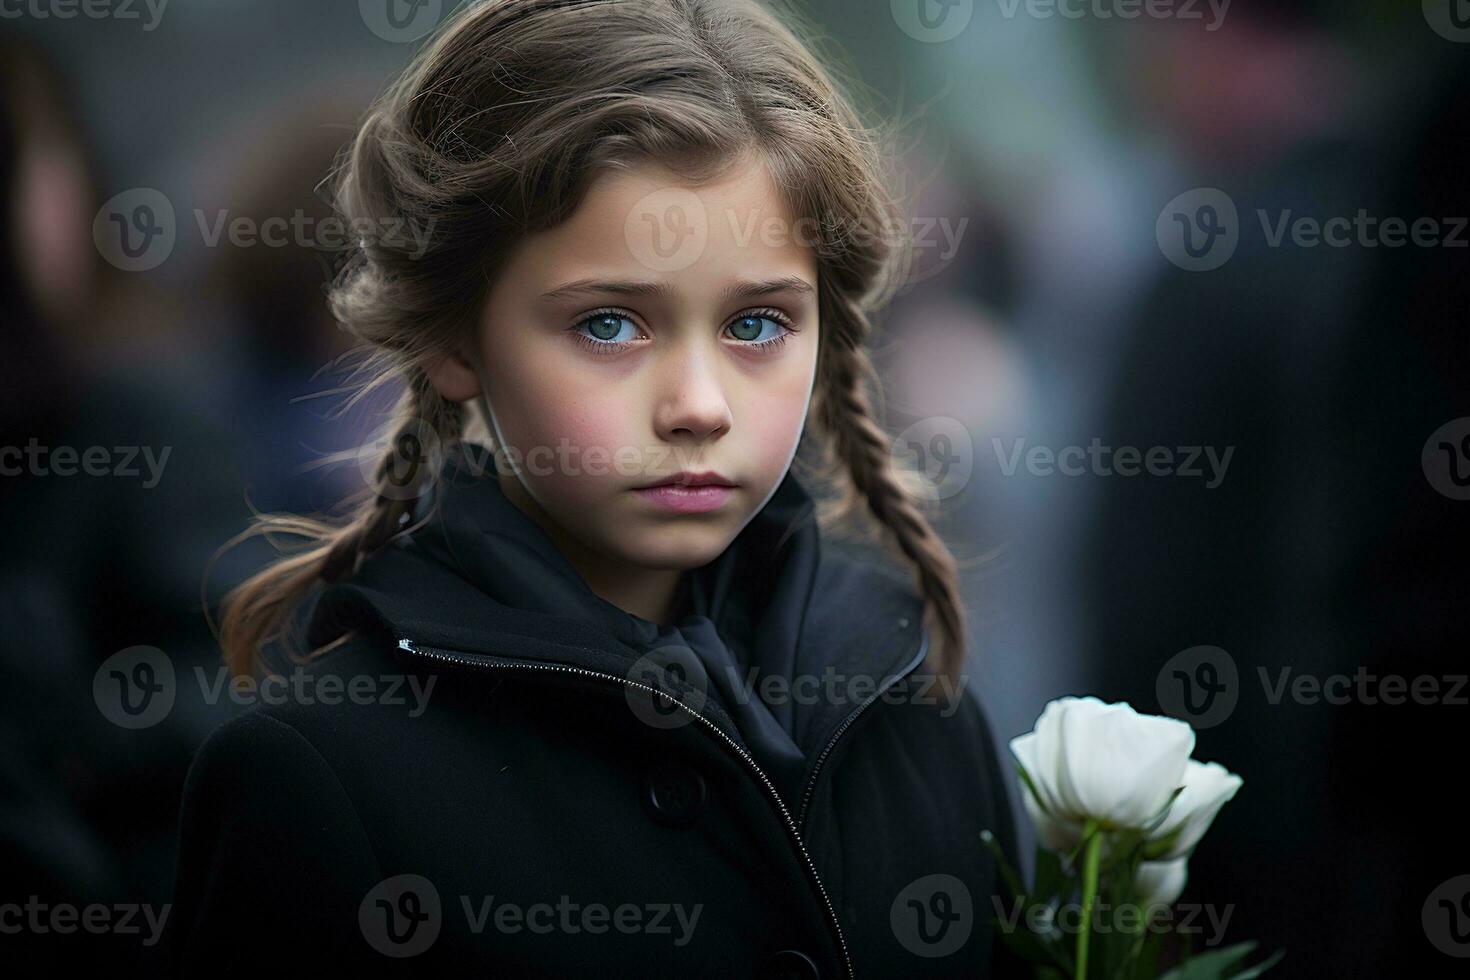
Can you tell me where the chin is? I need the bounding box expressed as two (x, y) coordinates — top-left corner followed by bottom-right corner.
(613, 524), (735, 571)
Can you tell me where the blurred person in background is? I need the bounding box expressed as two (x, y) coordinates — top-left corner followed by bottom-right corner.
(1, 38), (158, 970)
(1082, 4), (1468, 973)
(0, 42), (378, 970)
(193, 100), (401, 520)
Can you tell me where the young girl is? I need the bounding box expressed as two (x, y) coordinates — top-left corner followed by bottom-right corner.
(168, 1), (1020, 976)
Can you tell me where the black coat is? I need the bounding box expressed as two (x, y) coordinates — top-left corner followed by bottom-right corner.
(166, 448), (1023, 978)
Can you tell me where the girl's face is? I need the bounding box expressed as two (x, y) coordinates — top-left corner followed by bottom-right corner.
(429, 156), (820, 580)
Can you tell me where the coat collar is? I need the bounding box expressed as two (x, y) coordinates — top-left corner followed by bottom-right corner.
(306, 442), (929, 759)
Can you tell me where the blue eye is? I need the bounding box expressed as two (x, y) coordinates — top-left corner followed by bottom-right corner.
(567, 307), (793, 355)
(573, 312), (640, 348)
(726, 314), (786, 344)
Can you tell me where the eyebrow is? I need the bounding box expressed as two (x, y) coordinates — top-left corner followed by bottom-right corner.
(539, 275), (816, 304)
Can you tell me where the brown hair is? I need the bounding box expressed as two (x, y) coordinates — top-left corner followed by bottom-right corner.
(218, 0), (968, 684)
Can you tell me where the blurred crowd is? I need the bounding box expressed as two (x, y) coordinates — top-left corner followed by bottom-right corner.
(3, 1), (1466, 973)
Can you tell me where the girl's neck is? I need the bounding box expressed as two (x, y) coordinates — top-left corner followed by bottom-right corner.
(497, 473), (686, 625)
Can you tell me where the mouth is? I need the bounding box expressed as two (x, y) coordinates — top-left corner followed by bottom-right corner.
(630, 472), (738, 514)
(633, 470), (737, 490)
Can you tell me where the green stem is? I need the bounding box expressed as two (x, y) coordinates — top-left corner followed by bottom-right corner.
(1076, 820), (1103, 980)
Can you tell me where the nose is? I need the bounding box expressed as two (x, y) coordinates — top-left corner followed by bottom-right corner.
(653, 340), (732, 444)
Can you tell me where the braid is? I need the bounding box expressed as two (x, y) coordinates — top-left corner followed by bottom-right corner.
(321, 373), (462, 583)
(216, 367), (461, 676)
(816, 309), (967, 687)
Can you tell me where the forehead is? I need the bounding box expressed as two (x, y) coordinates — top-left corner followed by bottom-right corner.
(512, 156), (818, 286)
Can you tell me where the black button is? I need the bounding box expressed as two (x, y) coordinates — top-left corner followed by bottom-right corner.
(642, 763), (707, 827)
(763, 949), (820, 980)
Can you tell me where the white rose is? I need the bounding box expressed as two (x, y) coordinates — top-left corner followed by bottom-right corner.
(1145, 759), (1243, 860)
(1009, 696), (1196, 851)
(1135, 857), (1189, 910)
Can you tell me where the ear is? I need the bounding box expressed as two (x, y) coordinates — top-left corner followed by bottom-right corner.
(423, 348), (483, 403)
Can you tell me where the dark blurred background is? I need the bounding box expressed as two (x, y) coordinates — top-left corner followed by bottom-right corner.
(2, 0), (1465, 974)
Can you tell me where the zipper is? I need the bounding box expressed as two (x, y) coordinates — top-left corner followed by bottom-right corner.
(395, 637), (859, 980)
(794, 626), (930, 836)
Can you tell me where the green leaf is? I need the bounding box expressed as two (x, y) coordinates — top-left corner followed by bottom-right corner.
(982, 828), (1029, 904)
(1226, 948), (1285, 979)
(1156, 941), (1259, 980)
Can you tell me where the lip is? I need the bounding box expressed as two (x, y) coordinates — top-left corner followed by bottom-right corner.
(632, 484), (734, 514)
(634, 470), (737, 489)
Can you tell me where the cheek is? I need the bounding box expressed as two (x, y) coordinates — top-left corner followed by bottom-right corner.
(740, 363), (815, 473)
(493, 362), (639, 496)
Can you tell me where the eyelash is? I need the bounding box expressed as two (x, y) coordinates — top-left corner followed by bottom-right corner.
(568, 307), (794, 355)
